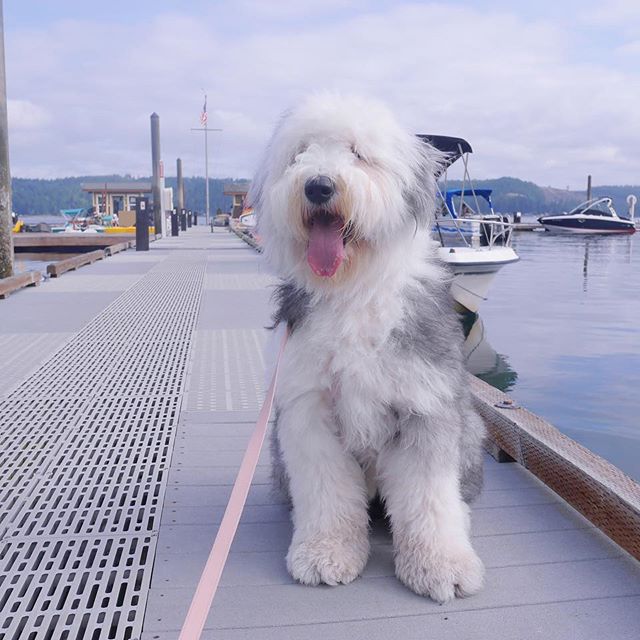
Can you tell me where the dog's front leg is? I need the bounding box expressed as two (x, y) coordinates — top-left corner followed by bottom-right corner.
(378, 416), (484, 602)
(278, 392), (370, 586)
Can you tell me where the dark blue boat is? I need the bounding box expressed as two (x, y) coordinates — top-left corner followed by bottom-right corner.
(538, 197), (636, 234)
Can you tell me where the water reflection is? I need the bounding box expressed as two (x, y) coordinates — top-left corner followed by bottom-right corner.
(479, 230), (640, 481)
(13, 252), (79, 277)
(461, 312), (518, 392)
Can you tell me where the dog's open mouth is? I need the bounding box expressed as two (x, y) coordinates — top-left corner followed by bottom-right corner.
(307, 211), (345, 278)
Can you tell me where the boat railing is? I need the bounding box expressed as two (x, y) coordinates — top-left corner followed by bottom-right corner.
(434, 216), (516, 249)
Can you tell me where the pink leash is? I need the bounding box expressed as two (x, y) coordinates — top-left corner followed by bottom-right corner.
(178, 328), (288, 639)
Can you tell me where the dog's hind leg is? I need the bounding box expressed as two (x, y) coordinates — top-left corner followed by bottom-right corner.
(278, 392), (370, 587)
(378, 413), (484, 602)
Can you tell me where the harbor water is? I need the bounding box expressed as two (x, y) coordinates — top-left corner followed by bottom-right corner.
(470, 227), (640, 482)
(13, 252), (78, 276)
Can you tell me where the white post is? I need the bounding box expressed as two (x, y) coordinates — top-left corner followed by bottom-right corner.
(627, 194), (637, 222)
(204, 127), (210, 225)
(191, 98), (221, 226)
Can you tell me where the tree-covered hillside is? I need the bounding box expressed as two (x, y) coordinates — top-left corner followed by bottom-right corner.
(441, 177), (640, 215)
(11, 174), (640, 217)
(11, 176), (249, 215)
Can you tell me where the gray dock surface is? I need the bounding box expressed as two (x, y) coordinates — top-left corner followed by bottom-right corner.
(1, 226), (639, 639)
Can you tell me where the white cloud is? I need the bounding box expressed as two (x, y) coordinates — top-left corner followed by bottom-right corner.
(616, 40), (640, 56)
(8, 99), (51, 130)
(238, 0), (367, 20)
(581, 0), (640, 26)
(4, 3), (640, 187)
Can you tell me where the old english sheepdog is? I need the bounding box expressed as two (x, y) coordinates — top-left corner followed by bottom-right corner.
(249, 93), (485, 602)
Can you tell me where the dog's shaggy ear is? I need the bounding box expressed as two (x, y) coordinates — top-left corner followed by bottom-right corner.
(247, 109), (293, 212)
(404, 138), (445, 230)
(247, 142), (271, 211)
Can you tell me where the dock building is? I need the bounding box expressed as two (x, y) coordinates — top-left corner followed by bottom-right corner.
(82, 181), (152, 217)
(224, 181), (251, 217)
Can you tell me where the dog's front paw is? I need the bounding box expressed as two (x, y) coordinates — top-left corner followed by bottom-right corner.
(394, 541), (484, 602)
(287, 532), (370, 586)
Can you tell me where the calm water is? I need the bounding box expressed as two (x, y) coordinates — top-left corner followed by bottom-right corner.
(13, 252), (79, 276)
(468, 229), (640, 481)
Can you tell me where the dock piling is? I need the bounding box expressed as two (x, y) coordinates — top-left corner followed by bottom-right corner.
(177, 158), (185, 213)
(0, 2), (13, 279)
(180, 208), (187, 232)
(150, 113), (163, 237)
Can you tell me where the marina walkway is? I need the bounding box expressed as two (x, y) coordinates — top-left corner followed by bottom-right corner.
(1, 226), (639, 639)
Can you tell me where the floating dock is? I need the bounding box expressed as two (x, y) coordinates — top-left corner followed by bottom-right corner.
(1, 226), (639, 639)
(13, 232), (138, 253)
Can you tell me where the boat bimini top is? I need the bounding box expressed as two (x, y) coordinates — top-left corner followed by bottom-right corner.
(417, 135), (473, 177)
(444, 189), (494, 219)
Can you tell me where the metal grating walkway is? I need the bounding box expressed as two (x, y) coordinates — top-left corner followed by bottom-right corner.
(0, 241), (205, 639)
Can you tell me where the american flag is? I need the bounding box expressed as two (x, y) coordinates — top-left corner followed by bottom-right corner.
(200, 95), (208, 127)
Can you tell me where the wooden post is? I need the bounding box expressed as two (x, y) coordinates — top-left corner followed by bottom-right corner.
(0, 1), (13, 279)
(150, 113), (162, 238)
(587, 174), (592, 201)
(177, 158), (185, 212)
(180, 208), (187, 232)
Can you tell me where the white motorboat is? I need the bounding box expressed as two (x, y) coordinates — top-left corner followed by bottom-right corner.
(438, 243), (519, 313)
(538, 197), (636, 235)
(419, 135), (519, 312)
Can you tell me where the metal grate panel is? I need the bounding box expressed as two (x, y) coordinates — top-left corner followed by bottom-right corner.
(0, 248), (206, 638)
(185, 329), (266, 411)
(0, 333), (73, 397)
(0, 536), (155, 640)
(5, 396), (181, 539)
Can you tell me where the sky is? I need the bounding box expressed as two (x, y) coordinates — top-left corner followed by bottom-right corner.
(4, 0), (640, 188)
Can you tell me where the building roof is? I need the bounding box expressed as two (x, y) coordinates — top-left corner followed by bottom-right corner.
(223, 181), (251, 196)
(81, 182), (152, 194)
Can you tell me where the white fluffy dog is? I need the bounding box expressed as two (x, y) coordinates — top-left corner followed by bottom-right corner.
(249, 93), (485, 602)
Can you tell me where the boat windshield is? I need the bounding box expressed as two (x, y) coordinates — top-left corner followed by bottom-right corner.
(569, 198), (615, 217)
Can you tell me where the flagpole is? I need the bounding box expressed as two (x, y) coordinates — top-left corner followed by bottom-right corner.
(204, 122), (209, 225)
(191, 94), (221, 226)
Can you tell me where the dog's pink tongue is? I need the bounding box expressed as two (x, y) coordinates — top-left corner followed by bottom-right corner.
(307, 217), (344, 277)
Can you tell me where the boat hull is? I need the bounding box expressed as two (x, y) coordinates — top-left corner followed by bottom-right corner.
(539, 216), (635, 235)
(437, 246), (519, 313)
(449, 272), (498, 313)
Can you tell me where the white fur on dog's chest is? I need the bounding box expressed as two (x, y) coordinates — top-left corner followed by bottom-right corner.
(304, 303), (403, 452)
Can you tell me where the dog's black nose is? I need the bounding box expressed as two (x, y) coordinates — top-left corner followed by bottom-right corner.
(305, 176), (335, 205)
